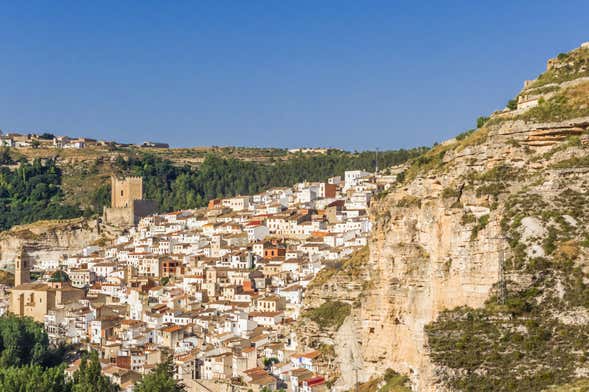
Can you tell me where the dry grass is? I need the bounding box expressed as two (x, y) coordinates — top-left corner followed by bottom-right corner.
(556, 240), (580, 260)
(309, 246), (369, 288)
(529, 47), (589, 89)
(513, 81), (589, 123)
(544, 378), (589, 392)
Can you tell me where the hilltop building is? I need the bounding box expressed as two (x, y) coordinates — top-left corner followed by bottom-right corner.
(142, 141), (169, 148)
(103, 176), (158, 227)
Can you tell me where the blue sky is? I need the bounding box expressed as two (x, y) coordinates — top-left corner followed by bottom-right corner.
(0, 1), (588, 150)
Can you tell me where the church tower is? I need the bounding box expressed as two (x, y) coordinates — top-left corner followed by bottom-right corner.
(14, 246), (30, 287)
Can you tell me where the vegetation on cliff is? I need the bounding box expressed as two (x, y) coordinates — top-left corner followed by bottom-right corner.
(363, 44), (589, 391)
(529, 46), (589, 89)
(303, 300), (351, 330)
(426, 299), (589, 391)
(358, 369), (411, 392)
(309, 246), (369, 289)
(425, 144), (589, 390)
(516, 82), (589, 123)
(398, 118), (492, 182)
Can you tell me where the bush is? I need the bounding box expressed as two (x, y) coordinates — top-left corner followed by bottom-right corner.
(442, 187), (460, 199)
(456, 129), (475, 141)
(381, 368), (411, 392)
(470, 214), (489, 241)
(476, 116), (490, 128)
(303, 301), (351, 330)
(396, 196), (421, 208)
(506, 99), (518, 110)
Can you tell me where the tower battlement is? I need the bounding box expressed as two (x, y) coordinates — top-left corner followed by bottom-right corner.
(111, 176), (143, 208)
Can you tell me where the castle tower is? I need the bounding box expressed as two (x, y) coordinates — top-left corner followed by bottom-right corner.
(14, 246), (30, 287)
(111, 176), (143, 208)
(104, 175), (157, 227)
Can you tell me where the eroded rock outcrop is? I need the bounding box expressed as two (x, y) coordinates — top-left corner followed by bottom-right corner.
(0, 218), (116, 273)
(299, 43), (589, 391)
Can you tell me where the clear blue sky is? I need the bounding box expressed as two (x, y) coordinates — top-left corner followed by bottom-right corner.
(1, 1), (588, 150)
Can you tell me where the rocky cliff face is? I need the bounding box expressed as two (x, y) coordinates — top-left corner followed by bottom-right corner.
(0, 218), (116, 274)
(300, 43), (589, 391)
(360, 197), (503, 390)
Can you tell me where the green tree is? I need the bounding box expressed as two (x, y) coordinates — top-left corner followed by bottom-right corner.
(0, 158), (82, 230)
(72, 351), (119, 392)
(0, 314), (51, 367)
(0, 364), (71, 392)
(0, 148), (12, 165)
(91, 184), (111, 213)
(263, 357), (279, 369)
(134, 356), (183, 392)
(507, 99), (518, 110)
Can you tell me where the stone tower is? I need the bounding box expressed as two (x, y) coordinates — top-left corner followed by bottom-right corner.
(14, 246), (30, 287)
(104, 176), (157, 227)
(111, 176), (143, 208)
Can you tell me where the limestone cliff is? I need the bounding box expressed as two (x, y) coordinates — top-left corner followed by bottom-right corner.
(300, 43), (589, 391)
(0, 218), (118, 274)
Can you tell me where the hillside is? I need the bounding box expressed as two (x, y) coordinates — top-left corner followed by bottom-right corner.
(0, 145), (426, 231)
(298, 43), (589, 391)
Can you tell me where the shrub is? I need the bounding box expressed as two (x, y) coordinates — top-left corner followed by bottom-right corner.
(456, 129), (475, 141)
(476, 116), (490, 128)
(303, 301), (351, 330)
(470, 214), (489, 241)
(381, 368), (411, 392)
(442, 187), (460, 199)
(396, 196), (421, 208)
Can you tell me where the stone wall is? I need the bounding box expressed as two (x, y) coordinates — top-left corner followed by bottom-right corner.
(103, 206), (135, 227)
(103, 199), (158, 227)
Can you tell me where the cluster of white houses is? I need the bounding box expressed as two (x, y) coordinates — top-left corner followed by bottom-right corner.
(0, 130), (169, 149)
(2, 169), (391, 392)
